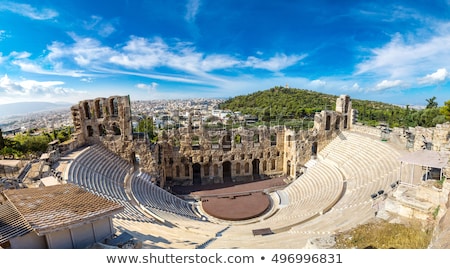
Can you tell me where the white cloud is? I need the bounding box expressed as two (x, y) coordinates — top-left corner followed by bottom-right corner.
(352, 83), (362, 91)
(0, 2), (58, 20)
(9, 51), (31, 59)
(0, 29), (9, 41)
(418, 68), (450, 85)
(374, 79), (404, 91)
(310, 79), (327, 87)
(136, 82), (158, 93)
(48, 33), (115, 66)
(109, 36), (167, 69)
(356, 30), (450, 80)
(185, 0), (201, 23)
(13, 60), (87, 77)
(10, 34), (305, 88)
(83, 15), (116, 37)
(244, 53), (306, 72)
(80, 77), (94, 83)
(0, 74), (82, 99)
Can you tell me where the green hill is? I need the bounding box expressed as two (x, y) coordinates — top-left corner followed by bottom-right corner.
(219, 86), (447, 128)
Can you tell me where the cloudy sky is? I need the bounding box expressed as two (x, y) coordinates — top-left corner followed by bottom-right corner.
(0, 0), (449, 106)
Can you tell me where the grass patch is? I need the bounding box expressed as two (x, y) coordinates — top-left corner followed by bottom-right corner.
(334, 220), (433, 249)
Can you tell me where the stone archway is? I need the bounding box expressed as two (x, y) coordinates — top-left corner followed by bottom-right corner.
(193, 163), (201, 185)
(252, 159), (260, 179)
(223, 161), (232, 183)
(287, 160), (291, 176)
(311, 142), (318, 157)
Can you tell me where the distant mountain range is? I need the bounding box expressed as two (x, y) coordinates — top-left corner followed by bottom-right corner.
(0, 102), (73, 118)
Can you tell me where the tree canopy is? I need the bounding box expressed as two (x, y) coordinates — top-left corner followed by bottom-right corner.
(219, 86), (449, 128)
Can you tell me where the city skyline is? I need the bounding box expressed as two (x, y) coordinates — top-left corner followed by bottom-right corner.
(1, 0), (450, 106)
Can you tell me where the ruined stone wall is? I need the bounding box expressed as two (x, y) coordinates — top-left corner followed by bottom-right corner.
(68, 94), (353, 188)
(70, 95), (134, 162)
(158, 125), (287, 187)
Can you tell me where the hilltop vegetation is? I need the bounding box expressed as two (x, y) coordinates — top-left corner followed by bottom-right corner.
(219, 86), (450, 128)
(0, 127), (72, 159)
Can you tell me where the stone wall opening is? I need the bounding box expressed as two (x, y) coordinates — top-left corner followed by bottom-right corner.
(223, 161), (232, 182)
(252, 159), (260, 176)
(312, 141), (318, 157)
(193, 163), (201, 185)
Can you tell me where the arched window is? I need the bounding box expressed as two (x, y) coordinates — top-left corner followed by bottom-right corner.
(95, 99), (104, 118)
(110, 98), (119, 117)
(253, 134), (259, 143)
(234, 134), (241, 144)
(270, 133), (277, 146)
(335, 117), (341, 130)
(191, 136), (200, 150)
(83, 102), (91, 119)
(175, 166), (180, 177)
(222, 134), (231, 151)
(325, 115), (331, 130)
(213, 164), (218, 176)
(236, 163), (241, 174)
(87, 125), (94, 137)
(244, 162), (249, 173)
(184, 164), (190, 177)
(98, 124), (106, 136)
(203, 164), (210, 177)
(112, 123), (121, 135)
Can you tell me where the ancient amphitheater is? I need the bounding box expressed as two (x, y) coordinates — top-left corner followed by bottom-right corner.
(1, 94), (450, 249)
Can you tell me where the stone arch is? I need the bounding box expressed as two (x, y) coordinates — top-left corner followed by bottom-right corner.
(253, 134), (260, 144)
(244, 162), (250, 174)
(335, 116), (341, 130)
(203, 163), (210, 177)
(112, 122), (121, 135)
(95, 99), (104, 118)
(110, 98), (119, 117)
(83, 102), (91, 119)
(184, 164), (190, 177)
(325, 115), (331, 130)
(312, 141), (318, 157)
(287, 135), (292, 147)
(193, 163), (201, 185)
(175, 165), (180, 178)
(98, 124), (106, 136)
(252, 159), (260, 176)
(87, 125), (94, 137)
(222, 134), (231, 151)
(270, 133), (277, 146)
(234, 134), (241, 144)
(287, 160), (291, 176)
(213, 164), (219, 176)
(236, 162), (241, 174)
(223, 161), (232, 182)
(191, 135), (200, 150)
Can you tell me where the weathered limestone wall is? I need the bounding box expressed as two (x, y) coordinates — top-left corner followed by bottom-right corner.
(68, 94), (353, 188)
(70, 95), (135, 162)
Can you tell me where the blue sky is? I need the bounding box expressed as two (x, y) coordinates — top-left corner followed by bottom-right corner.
(0, 0), (449, 106)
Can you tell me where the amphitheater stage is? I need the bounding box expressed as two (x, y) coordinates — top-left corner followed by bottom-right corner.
(201, 192), (270, 221)
(171, 176), (288, 195)
(173, 176), (288, 221)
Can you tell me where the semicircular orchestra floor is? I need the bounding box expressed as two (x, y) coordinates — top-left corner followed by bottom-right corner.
(174, 176), (288, 221)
